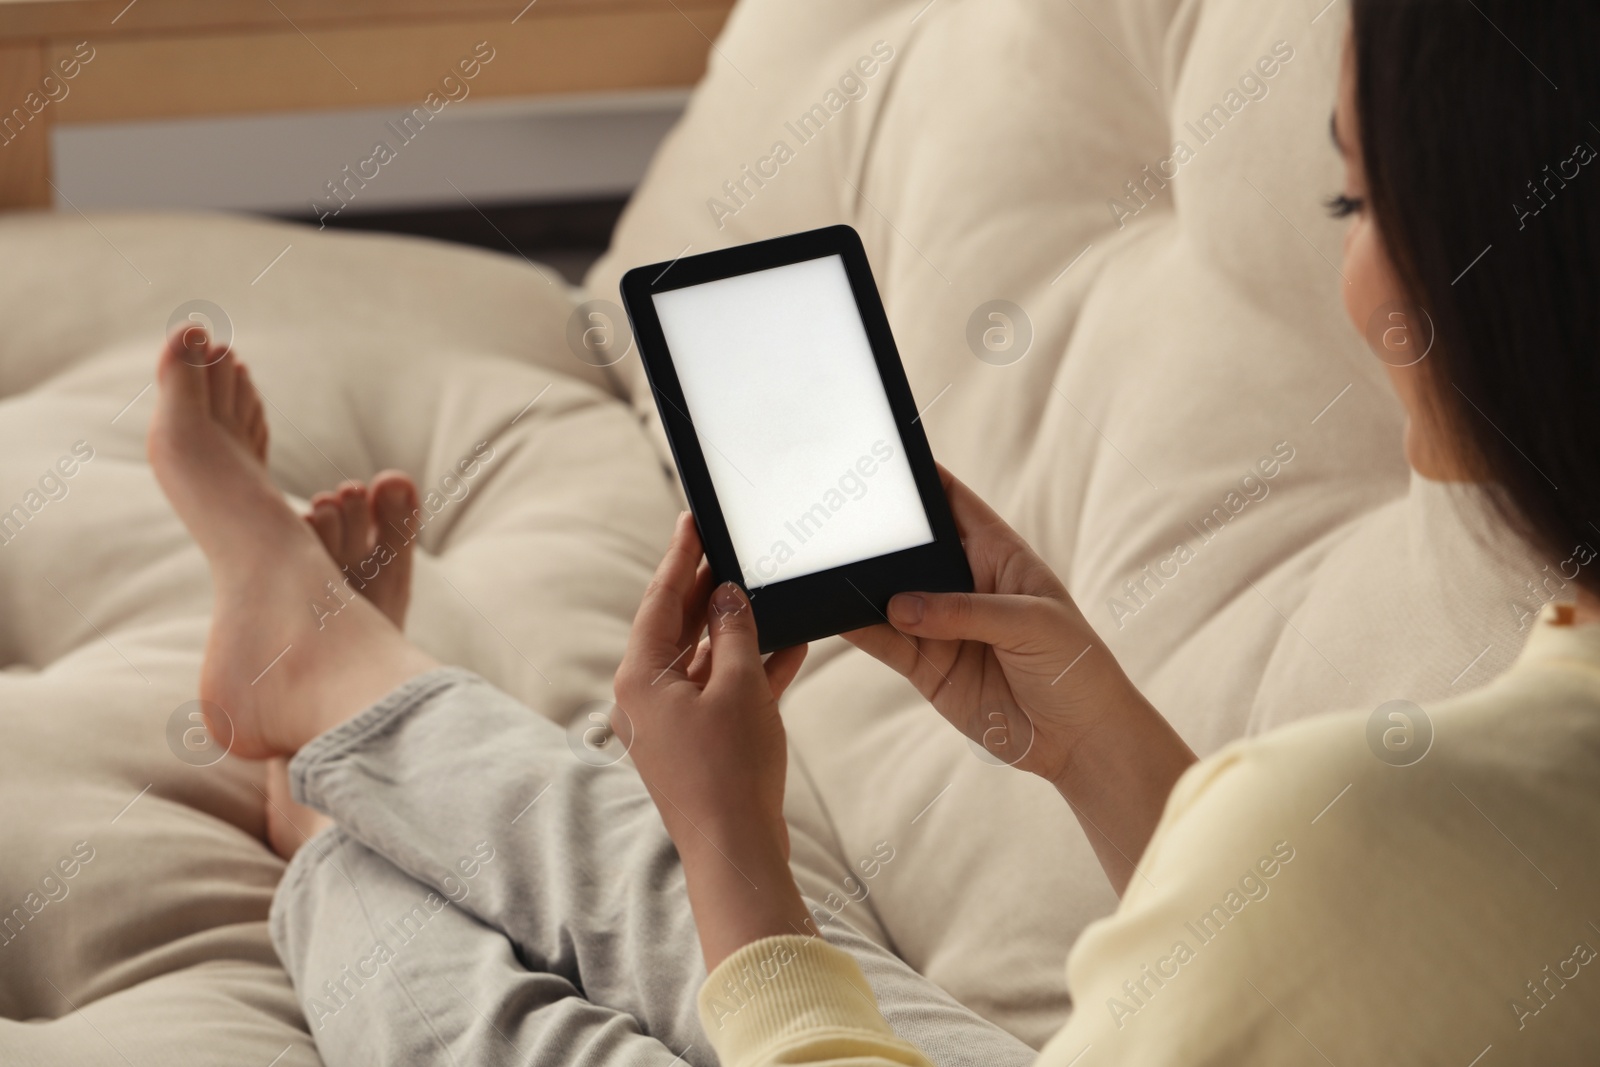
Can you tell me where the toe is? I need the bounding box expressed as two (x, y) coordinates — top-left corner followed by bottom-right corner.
(371, 471), (420, 550)
(171, 319), (221, 369)
(156, 327), (214, 420)
(233, 363), (265, 448)
(206, 348), (238, 423)
(337, 483), (371, 562)
(308, 497), (343, 557)
(249, 408), (269, 462)
(368, 471), (419, 628)
(241, 369), (270, 459)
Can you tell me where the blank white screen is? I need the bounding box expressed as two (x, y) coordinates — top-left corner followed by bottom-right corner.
(653, 255), (934, 588)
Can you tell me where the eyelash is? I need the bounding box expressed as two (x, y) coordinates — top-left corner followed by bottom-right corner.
(1325, 193), (1365, 219)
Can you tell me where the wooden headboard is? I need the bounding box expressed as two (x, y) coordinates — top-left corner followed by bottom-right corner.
(0, 0), (734, 210)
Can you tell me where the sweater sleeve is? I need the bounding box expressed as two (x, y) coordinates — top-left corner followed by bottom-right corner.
(697, 936), (938, 1067)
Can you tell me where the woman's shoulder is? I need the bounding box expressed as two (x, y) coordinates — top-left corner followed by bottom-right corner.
(1049, 639), (1600, 1062)
(1211, 608), (1600, 817)
(1050, 623), (1600, 1064)
(1159, 628), (1600, 894)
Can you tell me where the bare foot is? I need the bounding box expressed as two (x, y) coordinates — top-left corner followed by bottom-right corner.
(305, 472), (419, 629)
(146, 329), (439, 765)
(261, 473), (422, 858)
(262, 757), (331, 859)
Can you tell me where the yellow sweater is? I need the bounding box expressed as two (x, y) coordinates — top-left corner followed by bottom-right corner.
(698, 605), (1600, 1065)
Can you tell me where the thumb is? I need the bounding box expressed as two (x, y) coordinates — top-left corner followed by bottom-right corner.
(887, 591), (1059, 653)
(707, 582), (764, 690)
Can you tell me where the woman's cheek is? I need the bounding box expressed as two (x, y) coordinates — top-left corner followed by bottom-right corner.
(1342, 218), (1392, 341)
(1340, 220), (1367, 331)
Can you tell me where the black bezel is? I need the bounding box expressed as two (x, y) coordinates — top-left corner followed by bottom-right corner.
(620, 224), (973, 653)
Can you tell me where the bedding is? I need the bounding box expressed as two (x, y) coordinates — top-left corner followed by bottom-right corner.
(0, 0), (1552, 1061)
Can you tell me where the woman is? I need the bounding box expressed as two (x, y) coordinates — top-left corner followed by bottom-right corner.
(144, 1), (1598, 1064)
(608, 3), (1600, 1061)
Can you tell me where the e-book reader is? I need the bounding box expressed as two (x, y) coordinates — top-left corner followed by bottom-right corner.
(621, 225), (972, 652)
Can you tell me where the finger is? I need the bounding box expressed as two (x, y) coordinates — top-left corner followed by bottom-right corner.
(886, 591), (1062, 654)
(686, 635), (713, 685)
(936, 465), (1066, 599)
(839, 621), (962, 706)
(705, 582), (763, 693)
(840, 621), (923, 678)
(763, 643), (808, 699)
(940, 465), (1024, 548)
(680, 559), (714, 648)
(624, 513), (704, 674)
(936, 465), (989, 535)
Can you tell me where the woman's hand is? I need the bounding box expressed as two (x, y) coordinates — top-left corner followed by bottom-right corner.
(614, 512), (813, 968)
(844, 466), (1138, 784)
(844, 467), (1197, 894)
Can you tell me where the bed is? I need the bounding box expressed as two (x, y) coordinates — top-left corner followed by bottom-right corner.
(0, 0), (1540, 1062)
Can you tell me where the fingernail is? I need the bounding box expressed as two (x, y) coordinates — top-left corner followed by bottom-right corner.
(892, 594), (924, 624)
(712, 582), (745, 616)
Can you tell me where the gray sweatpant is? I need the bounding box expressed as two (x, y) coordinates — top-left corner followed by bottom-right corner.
(269, 668), (1035, 1067)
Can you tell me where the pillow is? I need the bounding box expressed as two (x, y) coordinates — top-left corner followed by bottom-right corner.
(0, 211), (681, 1058)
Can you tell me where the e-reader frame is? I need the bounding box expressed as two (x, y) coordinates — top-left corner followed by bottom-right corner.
(620, 224), (973, 652)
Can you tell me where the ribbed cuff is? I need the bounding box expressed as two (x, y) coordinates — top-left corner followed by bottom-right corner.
(697, 935), (905, 1063)
(286, 666), (477, 808)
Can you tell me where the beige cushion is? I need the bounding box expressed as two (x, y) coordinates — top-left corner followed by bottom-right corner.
(0, 212), (682, 1060)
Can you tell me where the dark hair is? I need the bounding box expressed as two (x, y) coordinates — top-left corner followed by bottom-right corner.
(1351, 0), (1600, 595)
